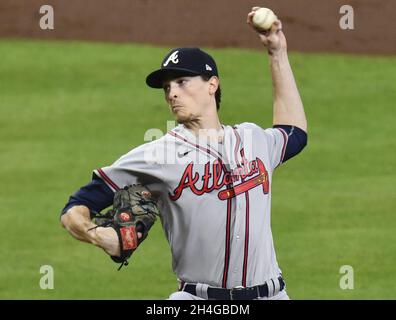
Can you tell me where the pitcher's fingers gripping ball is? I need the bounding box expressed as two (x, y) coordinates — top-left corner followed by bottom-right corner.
(247, 7), (282, 34)
(91, 185), (159, 269)
(247, 7), (285, 54)
(252, 7), (278, 31)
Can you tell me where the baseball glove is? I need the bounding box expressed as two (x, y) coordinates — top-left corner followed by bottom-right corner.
(90, 185), (159, 270)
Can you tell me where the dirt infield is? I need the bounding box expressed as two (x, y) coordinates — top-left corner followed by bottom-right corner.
(0, 0), (395, 54)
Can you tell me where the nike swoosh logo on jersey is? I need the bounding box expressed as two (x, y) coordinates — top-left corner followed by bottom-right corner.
(177, 150), (192, 158)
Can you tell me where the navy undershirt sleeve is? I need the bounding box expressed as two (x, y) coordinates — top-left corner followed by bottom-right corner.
(273, 125), (308, 163)
(60, 174), (114, 216)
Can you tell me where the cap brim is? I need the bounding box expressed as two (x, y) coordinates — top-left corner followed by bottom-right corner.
(146, 68), (201, 88)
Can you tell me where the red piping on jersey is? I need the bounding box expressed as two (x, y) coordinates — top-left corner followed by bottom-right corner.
(232, 126), (241, 167)
(168, 131), (222, 160)
(221, 128), (242, 288)
(232, 128), (250, 287)
(97, 168), (120, 191)
(222, 191), (232, 288)
(276, 128), (288, 167)
(232, 130), (250, 287)
(242, 184), (250, 287)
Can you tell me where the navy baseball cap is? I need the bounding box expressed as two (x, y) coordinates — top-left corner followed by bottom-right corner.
(146, 47), (219, 88)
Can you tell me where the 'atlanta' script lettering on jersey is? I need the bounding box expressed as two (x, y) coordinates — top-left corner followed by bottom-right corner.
(169, 157), (269, 201)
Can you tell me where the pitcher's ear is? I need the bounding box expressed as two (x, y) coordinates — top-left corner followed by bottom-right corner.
(208, 76), (219, 95)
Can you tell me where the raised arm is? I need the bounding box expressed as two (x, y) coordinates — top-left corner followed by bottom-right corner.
(247, 8), (307, 132)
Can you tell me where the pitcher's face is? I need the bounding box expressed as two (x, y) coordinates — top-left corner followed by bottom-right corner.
(163, 76), (215, 124)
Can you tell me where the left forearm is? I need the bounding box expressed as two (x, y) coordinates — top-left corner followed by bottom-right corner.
(269, 51), (307, 132)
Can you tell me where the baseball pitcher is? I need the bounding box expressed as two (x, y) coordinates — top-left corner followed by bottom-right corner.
(60, 8), (307, 300)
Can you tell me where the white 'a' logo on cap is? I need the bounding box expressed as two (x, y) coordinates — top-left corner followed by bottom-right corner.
(205, 64), (213, 71)
(163, 50), (179, 67)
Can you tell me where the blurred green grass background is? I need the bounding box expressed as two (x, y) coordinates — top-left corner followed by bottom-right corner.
(0, 40), (395, 299)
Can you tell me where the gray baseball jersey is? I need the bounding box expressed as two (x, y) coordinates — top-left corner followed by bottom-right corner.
(94, 122), (288, 288)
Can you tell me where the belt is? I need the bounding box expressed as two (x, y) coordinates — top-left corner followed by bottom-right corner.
(182, 276), (285, 300)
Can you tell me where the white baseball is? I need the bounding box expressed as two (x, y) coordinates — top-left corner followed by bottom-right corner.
(252, 8), (277, 31)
